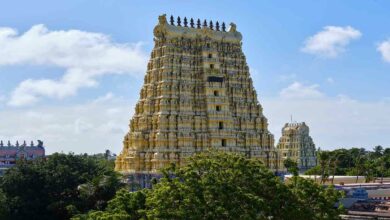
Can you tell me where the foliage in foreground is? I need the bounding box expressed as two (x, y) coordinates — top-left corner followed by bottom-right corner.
(0, 153), (123, 220)
(76, 151), (344, 220)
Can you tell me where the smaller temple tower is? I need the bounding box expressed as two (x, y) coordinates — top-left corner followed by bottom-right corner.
(277, 122), (316, 172)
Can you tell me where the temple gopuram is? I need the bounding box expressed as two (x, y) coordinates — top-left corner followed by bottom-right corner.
(115, 15), (279, 186)
(276, 122), (317, 172)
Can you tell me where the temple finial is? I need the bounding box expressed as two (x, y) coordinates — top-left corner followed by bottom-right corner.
(222, 22), (226, 32)
(177, 16), (181, 26)
(31, 141), (34, 147)
(196, 19), (201, 29)
(7, 140), (10, 147)
(190, 18), (194, 28)
(209, 21), (214, 30)
(203, 19), (207, 28)
(184, 17), (188, 27)
(23, 140), (27, 147)
(170, 15), (174, 25)
(216, 21), (220, 31)
(16, 141), (19, 147)
(0, 140), (3, 147)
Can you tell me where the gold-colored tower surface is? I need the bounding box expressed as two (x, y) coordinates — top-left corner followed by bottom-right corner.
(115, 14), (278, 174)
(277, 122), (317, 171)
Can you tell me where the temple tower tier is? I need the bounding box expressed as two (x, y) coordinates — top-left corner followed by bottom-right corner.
(115, 14), (279, 175)
(276, 122), (317, 172)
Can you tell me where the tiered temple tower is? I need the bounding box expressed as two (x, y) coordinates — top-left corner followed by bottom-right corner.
(115, 15), (278, 179)
(276, 122), (317, 172)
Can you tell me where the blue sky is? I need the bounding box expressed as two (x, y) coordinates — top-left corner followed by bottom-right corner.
(1, 1), (390, 154)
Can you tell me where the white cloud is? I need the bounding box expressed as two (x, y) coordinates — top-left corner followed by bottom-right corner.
(263, 94), (390, 150)
(0, 94), (136, 154)
(0, 95), (6, 102)
(1, 87), (389, 154)
(377, 39), (390, 63)
(278, 73), (297, 82)
(0, 24), (148, 106)
(302, 26), (361, 58)
(280, 82), (324, 99)
(92, 92), (115, 104)
(326, 77), (335, 84)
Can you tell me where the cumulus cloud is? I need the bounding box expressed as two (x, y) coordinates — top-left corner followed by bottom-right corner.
(262, 90), (390, 150)
(280, 82), (324, 99)
(0, 24), (148, 106)
(302, 26), (361, 58)
(264, 97), (390, 150)
(377, 39), (390, 63)
(0, 93), (135, 154)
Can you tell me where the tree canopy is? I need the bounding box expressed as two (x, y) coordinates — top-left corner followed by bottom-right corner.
(305, 146), (390, 183)
(0, 153), (123, 220)
(76, 150), (344, 220)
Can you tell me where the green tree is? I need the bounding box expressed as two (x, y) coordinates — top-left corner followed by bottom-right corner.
(73, 189), (147, 220)
(78, 151), (344, 220)
(284, 158), (299, 176)
(0, 190), (9, 219)
(354, 153), (365, 183)
(363, 159), (376, 183)
(373, 145), (384, 158)
(146, 151), (299, 220)
(330, 152), (344, 184)
(318, 151), (331, 184)
(287, 176), (345, 220)
(0, 153), (123, 220)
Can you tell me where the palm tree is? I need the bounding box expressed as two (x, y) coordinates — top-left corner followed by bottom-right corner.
(318, 151), (330, 184)
(375, 157), (385, 183)
(355, 154), (365, 183)
(330, 152), (344, 185)
(373, 145), (384, 158)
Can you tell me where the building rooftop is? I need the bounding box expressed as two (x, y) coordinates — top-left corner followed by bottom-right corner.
(0, 140), (45, 148)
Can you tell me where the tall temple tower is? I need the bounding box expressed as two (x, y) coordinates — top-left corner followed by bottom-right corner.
(276, 122), (317, 172)
(115, 14), (278, 179)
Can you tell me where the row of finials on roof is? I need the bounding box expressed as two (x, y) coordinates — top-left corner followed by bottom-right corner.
(0, 140), (44, 147)
(169, 15), (227, 32)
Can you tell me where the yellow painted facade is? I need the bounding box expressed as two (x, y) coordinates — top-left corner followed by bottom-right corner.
(277, 122), (317, 171)
(115, 15), (279, 174)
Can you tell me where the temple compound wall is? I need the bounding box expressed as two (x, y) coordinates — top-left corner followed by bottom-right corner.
(115, 15), (280, 185)
(276, 122), (317, 172)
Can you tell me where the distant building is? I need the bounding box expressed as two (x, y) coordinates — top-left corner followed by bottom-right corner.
(277, 122), (317, 172)
(339, 183), (390, 219)
(0, 140), (45, 175)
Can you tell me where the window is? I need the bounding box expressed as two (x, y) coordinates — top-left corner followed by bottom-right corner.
(214, 90), (219, 96)
(208, 53), (212, 58)
(222, 139), (226, 147)
(219, 122), (224, 129)
(210, 64), (214, 69)
(216, 105), (221, 111)
(207, 76), (223, 82)
(207, 43), (210, 48)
